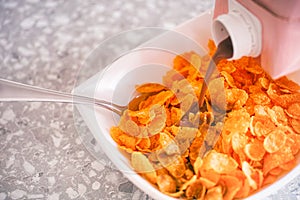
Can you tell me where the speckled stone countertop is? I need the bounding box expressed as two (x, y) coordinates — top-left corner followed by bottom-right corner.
(1, 0), (300, 200)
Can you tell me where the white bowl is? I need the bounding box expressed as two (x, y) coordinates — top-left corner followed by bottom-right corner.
(74, 10), (300, 200)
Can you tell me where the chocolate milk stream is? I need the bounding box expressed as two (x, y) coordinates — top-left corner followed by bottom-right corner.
(199, 37), (233, 106)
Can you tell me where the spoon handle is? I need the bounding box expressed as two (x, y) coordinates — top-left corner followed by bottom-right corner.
(0, 78), (125, 115)
(0, 78), (76, 103)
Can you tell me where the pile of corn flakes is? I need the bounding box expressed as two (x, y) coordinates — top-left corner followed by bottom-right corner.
(110, 40), (300, 200)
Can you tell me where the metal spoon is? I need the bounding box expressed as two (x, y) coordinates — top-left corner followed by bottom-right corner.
(0, 78), (130, 116)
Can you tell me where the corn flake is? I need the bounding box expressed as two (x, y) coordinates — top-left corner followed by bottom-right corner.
(263, 130), (287, 153)
(286, 102), (300, 120)
(225, 88), (248, 110)
(157, 174), (177, 193)
(244, 139), (265, 161)
(202, 150), (238, 174)
(135, 83), (167, 94)
(131, 152), (157, 184)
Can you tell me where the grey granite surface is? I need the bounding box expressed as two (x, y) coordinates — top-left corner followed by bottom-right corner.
(1, 0), (300, 199)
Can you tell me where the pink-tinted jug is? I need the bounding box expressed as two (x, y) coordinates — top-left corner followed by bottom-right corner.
(212, 0), (300, 81)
